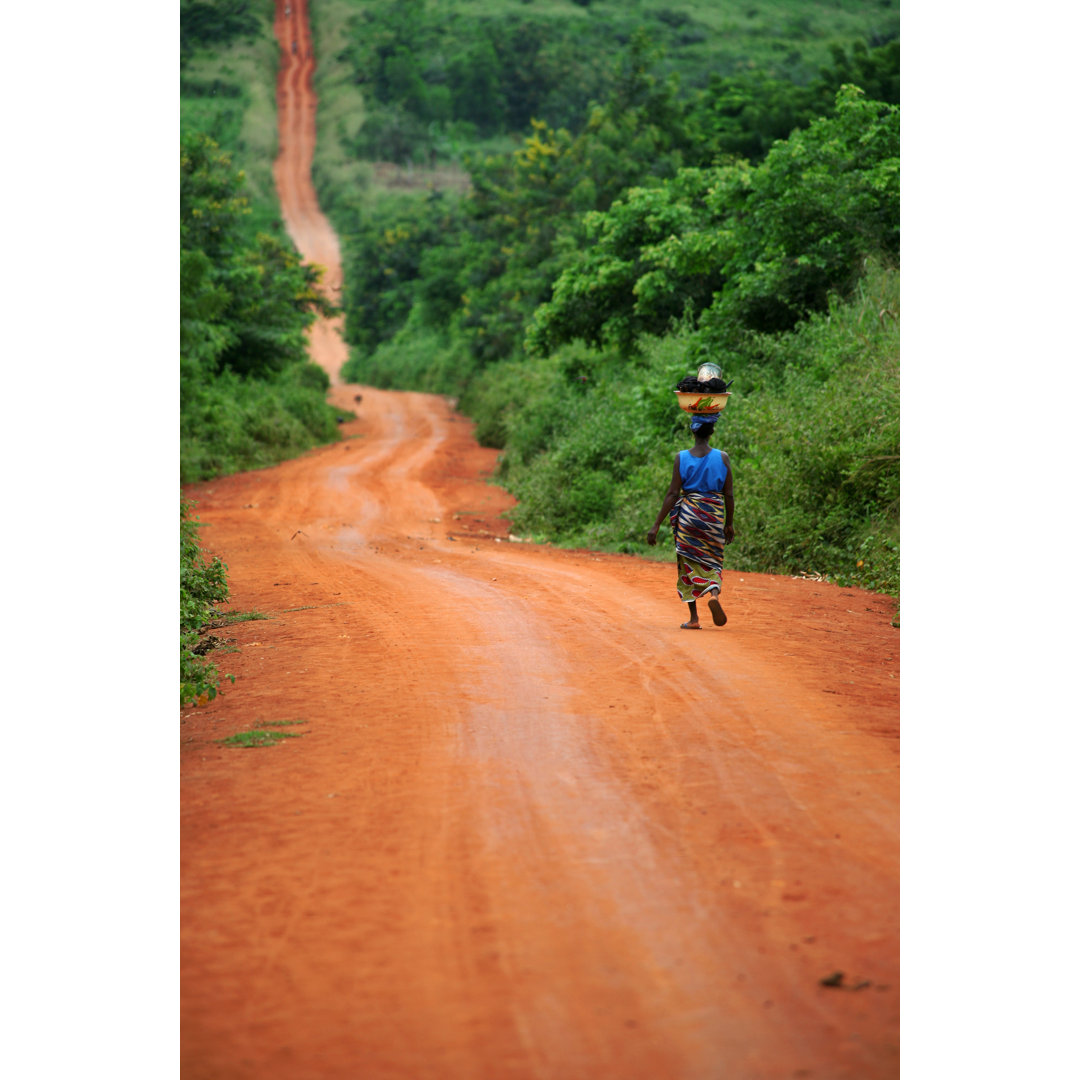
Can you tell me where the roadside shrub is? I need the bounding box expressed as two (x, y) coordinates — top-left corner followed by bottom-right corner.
(180, 135), (342, 482)
(497, 261), (899, 595)
(180, 367), (341, 483)
(181, 499), (232, 707)
(341, 317), (478, 398)
(717, 260), (899, 591)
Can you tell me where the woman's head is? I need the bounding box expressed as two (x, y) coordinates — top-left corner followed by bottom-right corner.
(690, 415), (717, 439)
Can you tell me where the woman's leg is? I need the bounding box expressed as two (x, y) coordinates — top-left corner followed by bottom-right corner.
(682, 600), (701, 628)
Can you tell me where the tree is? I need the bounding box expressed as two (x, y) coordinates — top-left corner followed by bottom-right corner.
(180, 135), (340, 481)
(384, 47), (432, 121)
(528, 86), (898, 365)
(527, 164), (750, 356)
(448, 39), (508, 134)
(181, 131), (250, 259)
(181, 133), (333, 381)
(703, 85), (899, 345)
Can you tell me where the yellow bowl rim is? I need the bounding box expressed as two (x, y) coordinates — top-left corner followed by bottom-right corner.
(673, 390), (731, 414)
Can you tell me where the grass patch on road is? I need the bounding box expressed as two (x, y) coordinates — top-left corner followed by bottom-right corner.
(219, 720), (310, 747)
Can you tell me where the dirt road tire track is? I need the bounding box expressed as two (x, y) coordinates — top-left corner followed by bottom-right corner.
(181, 4), (900, 1077)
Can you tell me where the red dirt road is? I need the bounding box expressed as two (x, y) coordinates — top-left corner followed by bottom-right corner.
(180, 4), (900, 1077)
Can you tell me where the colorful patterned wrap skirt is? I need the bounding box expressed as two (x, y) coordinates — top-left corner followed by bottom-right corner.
(669, 491), (726, 602)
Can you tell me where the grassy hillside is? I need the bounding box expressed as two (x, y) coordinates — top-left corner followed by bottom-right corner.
(180, 0), (284, 233)
(309, 0), (898, 195)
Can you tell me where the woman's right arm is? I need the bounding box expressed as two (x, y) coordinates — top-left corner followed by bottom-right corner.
(647, 457), (682, 545)
(721, 452), (735, 543)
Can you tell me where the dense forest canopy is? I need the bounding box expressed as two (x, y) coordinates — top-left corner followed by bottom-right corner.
(341, 0), (898, 167)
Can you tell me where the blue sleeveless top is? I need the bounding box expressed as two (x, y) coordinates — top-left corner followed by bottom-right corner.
(679, 449), (728, 493)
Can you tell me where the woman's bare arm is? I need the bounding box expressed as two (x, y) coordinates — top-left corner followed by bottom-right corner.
(721, 451), (735, 542)
(647, 458), (683, 545)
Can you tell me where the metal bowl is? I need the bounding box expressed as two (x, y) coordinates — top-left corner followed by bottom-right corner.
(674, 391), (731, 415)
(696, 362), (723, 383)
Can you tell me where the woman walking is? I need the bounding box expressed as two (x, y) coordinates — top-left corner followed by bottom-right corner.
(646, 414), (735, 628)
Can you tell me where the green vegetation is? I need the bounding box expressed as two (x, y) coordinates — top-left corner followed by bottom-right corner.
(528, 86), (898, 363)
(180, 125), (344, 475)
(180, 0), (283, 233)
(179, 153), (333, 704)
(316, 0), (897, 170)
(180, 0), (343, 485)
(310, 0), (900, 596)
(181, 1), (348, 706)
(481, 259), (898, 596)
(181, 0), (260, 65)
(181, 499), (234, 707)
(219, 721), (309, 747)
(180, 496), (273, 707)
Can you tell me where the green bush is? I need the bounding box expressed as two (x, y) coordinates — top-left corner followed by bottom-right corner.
(180, 134), (342, 481)
(717, 263), (899, 592)
(181, 499), (232, 707)
(181, 366), (343, 483)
